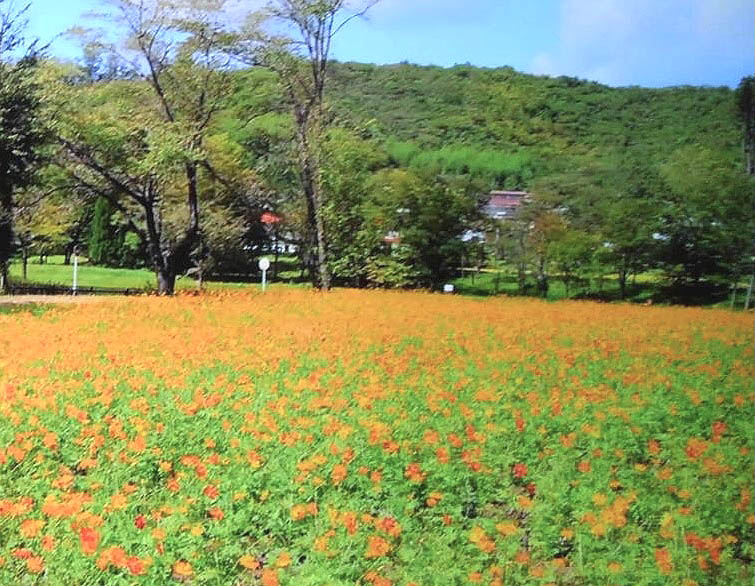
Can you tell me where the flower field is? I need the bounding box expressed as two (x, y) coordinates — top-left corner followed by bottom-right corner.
(0, 290), (752, 585)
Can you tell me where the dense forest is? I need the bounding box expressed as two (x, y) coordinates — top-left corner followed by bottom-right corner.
(1, 0), (752, 301)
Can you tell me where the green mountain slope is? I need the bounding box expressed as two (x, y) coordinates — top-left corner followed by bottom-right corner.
(324, 62), (741, 188)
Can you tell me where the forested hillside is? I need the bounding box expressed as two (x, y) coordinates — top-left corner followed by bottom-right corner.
(325, 62), (741, 188)
(228, 61), (742, 189)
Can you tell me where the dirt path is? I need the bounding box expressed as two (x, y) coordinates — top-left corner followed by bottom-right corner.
(0, 295), (119, 305)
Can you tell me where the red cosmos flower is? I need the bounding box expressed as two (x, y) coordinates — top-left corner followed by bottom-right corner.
(208, 507), (224, 521)
(512, 462), (528, 479)
(134, 515), (147, 529)
(375, 516), (402, 538)
(12, 548), (34, 560)
(127, 556), (147, 576)
(711, 421), (727, 442)
(79, 527), (100, 555)
(203, 485), (220, 499)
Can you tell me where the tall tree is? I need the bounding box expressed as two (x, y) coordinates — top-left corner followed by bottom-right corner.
(238, 0), (379, 290)
(736, 77), (755, 177)
(0, 1), (45, 292)
(57, 0), (234, 294)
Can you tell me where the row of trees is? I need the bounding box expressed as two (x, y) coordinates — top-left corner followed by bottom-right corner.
(495, 139), (754, 301)
(0, 0), (752, 299)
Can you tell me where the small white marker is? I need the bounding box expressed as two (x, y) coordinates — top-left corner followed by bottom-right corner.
(258, 257), (270, 292)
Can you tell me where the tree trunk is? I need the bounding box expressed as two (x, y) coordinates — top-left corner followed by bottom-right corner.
(537, 257), (548, 298)
(22, 246), (28, 281)
(745, 270), (754, 310)
(312, 183), (330, 290)
(273, 229), (280, 281)
(0, 260), (7, 294)
(296, 118), (330, 291)
(156, 267), (176, 296)
(730, 270), (740, 309)
(618, 255), (628, 300)
(0, 181), (13, 289)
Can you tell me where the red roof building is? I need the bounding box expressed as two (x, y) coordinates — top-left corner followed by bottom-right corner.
(483, 191), (528, 220)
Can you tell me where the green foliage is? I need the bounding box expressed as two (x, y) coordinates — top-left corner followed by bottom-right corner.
(0, 6), (47, 284)
(386, 141), (535, 188)
(88, 197), (119, 266)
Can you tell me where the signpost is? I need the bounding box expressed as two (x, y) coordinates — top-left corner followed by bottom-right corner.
(259, 257), (270, 292)
(72, 246), (79, 296)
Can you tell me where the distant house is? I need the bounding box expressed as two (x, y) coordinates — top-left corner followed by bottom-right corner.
(483, 191), (529, 220)
(383, 230), (402, 246)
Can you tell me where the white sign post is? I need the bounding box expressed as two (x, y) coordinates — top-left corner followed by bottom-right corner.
(258, 257), (270, 292)
(72, 247), (79, 295)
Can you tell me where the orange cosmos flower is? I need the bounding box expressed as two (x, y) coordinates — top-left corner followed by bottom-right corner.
(496, 521), (518, 537)
(275, 551), (292, 568)
(40, 535), (56, 552)
(172, 560), (193, 579)
(26, 556), (44, 574)
(96, 546), (128, 570)
(364, 571), (393, 586)
(331, 463), (348, 486)
(426, 491), (443, 507)
(19, 519), (45, 538)
(514, 550), (530, 564)
(261, 568), (279, 586)
(290, 502), (317, 521)
(468, 527), (495, 553)
(404, 462), (425, 483)
(655, 548), (673, 575)
(341, 511), (358, 535)
(239, 554), (259, 570)
(365, 535), (392, 558)
(685, 438), (708, 460)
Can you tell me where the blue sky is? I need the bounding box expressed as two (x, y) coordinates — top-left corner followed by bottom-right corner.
(26, 0), (754, 88)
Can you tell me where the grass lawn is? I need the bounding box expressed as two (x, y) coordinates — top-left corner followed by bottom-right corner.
(8, 256), (258, 292)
